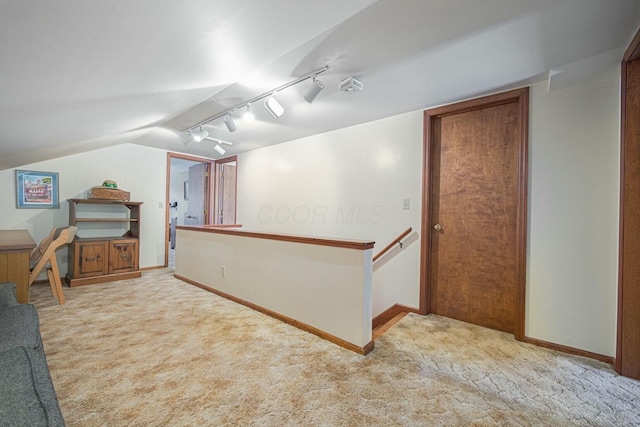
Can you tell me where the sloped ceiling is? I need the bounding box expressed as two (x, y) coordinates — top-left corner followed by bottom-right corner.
(1, 0), (639, 170)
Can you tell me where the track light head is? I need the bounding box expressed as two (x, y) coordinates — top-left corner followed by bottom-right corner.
(243, 103), (255, 121)
(193, 128), (208, 142)
(214, 144), (226, 155)
(304, 77), (324, 103)
(265, 95), (284, 118)
(185, 128), (208, 145)
(223, 114), (237, 132)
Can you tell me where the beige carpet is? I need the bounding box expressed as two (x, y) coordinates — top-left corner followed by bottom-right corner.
(30, 269), (639, 426)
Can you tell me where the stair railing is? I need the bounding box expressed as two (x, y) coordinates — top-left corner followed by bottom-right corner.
(373, 227), (412, 263)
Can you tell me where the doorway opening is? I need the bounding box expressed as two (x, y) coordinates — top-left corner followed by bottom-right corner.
(166, 153), (214, 269)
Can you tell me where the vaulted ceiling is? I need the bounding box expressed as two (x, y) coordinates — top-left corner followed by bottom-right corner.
(1, 0), (638, 170)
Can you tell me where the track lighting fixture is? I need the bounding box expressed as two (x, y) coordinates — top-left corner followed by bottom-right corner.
(223, 114), (237, 132)
(185, 65), (329, 135)
(304, 77), (324, 103)
(213, 144), (226, 155)
(264, 95), (284, 118)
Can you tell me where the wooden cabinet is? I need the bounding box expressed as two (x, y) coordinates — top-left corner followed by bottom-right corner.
(66, 199), (143, 287)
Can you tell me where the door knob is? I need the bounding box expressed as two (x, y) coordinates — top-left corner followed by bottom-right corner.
(433, 223), (442, 231)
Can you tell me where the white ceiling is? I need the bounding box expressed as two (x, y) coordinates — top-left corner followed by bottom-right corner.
(1, 0), (638, 170)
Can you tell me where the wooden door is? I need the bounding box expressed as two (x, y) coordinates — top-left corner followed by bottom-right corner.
(185, 163), (208, 225)
(219, 162), (237, 224)
(422, 88), (528, 338)
(617, 28), (640, 380)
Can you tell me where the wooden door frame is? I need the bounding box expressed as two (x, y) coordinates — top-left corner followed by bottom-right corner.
(164, 152), (215, 267)
(616, 28), (640, 377)
(419, 87), (529, 341)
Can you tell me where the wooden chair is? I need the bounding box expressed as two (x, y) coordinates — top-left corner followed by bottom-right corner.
(29, 226), (77, 304)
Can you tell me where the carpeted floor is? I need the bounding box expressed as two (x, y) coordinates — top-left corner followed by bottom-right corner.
(30, 269), (640, 426)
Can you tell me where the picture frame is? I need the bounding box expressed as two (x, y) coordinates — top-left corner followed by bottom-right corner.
(15, 170), (59, 209)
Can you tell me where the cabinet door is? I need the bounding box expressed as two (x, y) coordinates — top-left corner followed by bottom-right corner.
(75, 241), (108, 277)
(109, 240), (138, 274)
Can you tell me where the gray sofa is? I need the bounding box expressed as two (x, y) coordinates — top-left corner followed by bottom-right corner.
(0, 282), (65, 426)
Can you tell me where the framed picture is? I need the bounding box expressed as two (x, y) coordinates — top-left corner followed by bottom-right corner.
(15, 170), (59, 209)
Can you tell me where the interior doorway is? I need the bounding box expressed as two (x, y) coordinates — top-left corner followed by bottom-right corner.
(420, 88), (529, 339)
(166, 153), (214, 269)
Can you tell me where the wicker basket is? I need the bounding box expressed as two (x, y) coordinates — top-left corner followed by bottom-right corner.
(89, 186), (130, 201)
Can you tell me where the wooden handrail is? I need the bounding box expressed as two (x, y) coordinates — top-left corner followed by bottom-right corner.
(177, 225), (375, 250)
(373, 227), (412, 262)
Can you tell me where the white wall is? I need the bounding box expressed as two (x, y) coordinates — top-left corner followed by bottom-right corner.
(237, 111), (424, 317)
(0, 144), (168, 275)
(175, 228), (373, 350)
(527, 77), (620, 356)
(237, 75), (621, 357)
